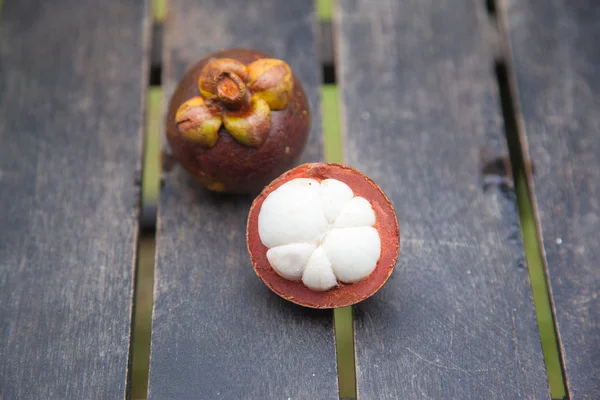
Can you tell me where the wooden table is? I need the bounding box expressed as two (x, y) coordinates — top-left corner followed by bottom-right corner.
(1, 0), (598, 399)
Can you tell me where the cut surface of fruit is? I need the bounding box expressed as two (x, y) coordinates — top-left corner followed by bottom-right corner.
(258, 178), (381, 291)
(247, 163), (400, 308)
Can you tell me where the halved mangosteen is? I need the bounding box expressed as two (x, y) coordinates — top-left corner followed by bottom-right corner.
(247, 163), (400, 308)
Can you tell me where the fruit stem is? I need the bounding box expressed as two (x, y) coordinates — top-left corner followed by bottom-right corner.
(216, 71), (247, 109)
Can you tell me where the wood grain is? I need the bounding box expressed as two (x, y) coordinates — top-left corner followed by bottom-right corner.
(336, 0), (550, 398)
(502, 0), (600, 398)
(0, 0), (149, 398)
(147, 1), (338, 399)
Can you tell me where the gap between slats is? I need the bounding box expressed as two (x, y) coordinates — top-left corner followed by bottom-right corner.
(129, 1), (165, 398)
(319, 1), (358, 399)
(488, 1), (567, 398)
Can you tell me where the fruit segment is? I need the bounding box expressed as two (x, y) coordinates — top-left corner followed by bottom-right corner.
(258, 178), (327, 248)
(302, 247), (338, 291)
(323, 227), (380, 283)
(266, 243), (317, 281)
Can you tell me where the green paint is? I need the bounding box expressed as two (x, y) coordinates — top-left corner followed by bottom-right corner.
(516, 173), (566, 399)
(153, 0), (167, 22)
(317, 0), (334, 21)
(322, 83), (356, 398)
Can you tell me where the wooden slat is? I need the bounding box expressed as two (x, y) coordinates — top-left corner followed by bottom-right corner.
(0, 0), (149, 398)
(147, 1), (338, 399)
(502, 1), (600, 397)
(336, 0), (550, 398)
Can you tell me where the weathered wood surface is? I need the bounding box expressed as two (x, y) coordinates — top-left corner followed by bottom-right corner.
(336, 0), (550, 398)
(502, 0), (600, 398)
(0, 0), (149, 398)
(147, 1), (338, 399)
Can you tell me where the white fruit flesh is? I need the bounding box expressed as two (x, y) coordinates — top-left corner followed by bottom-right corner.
(258, 178), (381, 291)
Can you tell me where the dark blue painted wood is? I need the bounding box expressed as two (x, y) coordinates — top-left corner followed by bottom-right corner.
(0, 0), (149, 398)
(504, 1), (600, 398)
(337, 0), (550, 398)
(147, 1), (339, 399)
